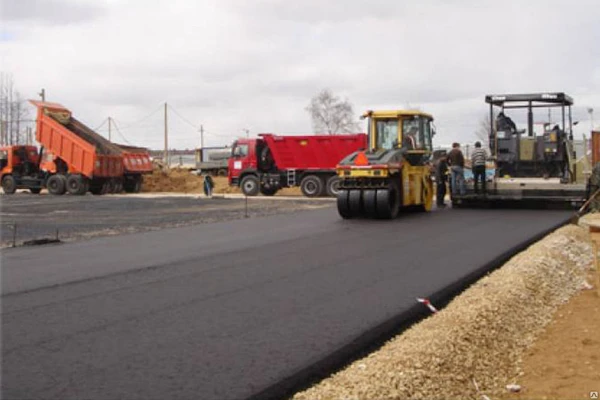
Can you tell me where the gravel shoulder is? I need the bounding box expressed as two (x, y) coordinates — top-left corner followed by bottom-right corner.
(293, 222), (593, 400)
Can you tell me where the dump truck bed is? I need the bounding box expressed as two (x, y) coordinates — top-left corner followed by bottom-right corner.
(261, 133), (367, 170)
(31, 101), (123, 178)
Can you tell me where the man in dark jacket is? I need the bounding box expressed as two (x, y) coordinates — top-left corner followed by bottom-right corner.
(447, 142), (466, 196)
(435, 156), (448, 207)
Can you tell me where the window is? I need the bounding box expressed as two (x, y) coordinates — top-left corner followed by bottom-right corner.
(402, 116), (433, 151)
(375, 120), (398, 150)
(232, 144), (249, 158)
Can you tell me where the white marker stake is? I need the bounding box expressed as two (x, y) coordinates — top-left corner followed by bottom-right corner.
(416, 298), (438, 313)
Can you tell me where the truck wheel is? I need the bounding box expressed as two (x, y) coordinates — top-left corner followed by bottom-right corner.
(47, 175), (66, 195)
(300, 175), (323, 197)
(66, 175), (87, 195)
(260, 186), (278, 196)
(241, 175), (260, 196)
(2, 175), (17, 194)
(133, 177), (142, 193)
(325, 176), (341, 197)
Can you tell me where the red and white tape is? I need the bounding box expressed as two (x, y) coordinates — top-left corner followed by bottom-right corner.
(416, 297), (438, 313)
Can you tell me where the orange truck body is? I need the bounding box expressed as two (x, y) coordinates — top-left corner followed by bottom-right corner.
(30, 100), (152, 178)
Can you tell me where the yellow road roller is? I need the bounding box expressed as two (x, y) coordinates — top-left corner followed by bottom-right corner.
(336, 110), (435, 219)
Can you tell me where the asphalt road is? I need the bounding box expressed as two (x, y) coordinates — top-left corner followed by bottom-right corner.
(0, 193), (330, 247)
(1, 207), (570, 400)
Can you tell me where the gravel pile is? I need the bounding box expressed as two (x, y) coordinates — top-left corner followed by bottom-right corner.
(293, 224), (592, 400)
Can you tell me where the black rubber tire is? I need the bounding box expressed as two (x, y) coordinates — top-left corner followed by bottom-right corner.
(363, 189), (378, 218)
(133, 177), (142, 193)
(241, 175), (260, 196)
(66, 175), (87, 195)
(336, 189), (353, 219)
(30, 188), (42, 194)
(376, 186), (400, 219)
(47, 175), (66, 195)
(348, 189), (363, 217)
(300, 175), (323, 198)
(260, 186), (278, 196)
(325, 176), (341, 197)
(90, 185), (104, 195)
(2, 175), (17, 194)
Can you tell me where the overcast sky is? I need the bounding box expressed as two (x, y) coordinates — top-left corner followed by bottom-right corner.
(1, 0), (599, 149)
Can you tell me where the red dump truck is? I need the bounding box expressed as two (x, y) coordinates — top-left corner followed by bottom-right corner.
(228, 133), (368, 197)
(0, 101), (152, 195)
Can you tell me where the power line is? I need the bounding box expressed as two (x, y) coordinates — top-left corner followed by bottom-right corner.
(167, 104), (200, 130)
(118, 103), (164, 129)
(110, 119), (132, 145)
(94, 118), (108, 131)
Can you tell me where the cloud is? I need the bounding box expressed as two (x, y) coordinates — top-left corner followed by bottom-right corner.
(1, 0), (599, 148)
(1, 0), (107, 25)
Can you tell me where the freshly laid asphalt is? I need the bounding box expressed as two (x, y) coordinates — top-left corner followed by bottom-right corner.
(1, 206), (571, 400)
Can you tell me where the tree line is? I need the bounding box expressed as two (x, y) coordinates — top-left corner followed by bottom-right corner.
(0, 72), (32, 146)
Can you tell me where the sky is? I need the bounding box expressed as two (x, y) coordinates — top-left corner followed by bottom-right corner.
(1, 0), (599, 150)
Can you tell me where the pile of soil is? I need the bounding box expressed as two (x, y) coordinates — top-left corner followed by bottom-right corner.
(293, 224), (593, 400)
(142, 167), (304, 196)
(142, 167), (205, 193)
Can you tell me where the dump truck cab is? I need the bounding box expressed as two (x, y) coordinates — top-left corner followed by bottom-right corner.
(336, 110), (435, 219)
(0, 145), (45, 194)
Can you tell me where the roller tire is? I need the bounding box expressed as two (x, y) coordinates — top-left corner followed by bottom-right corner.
(376, 186), (400, 219)
(336, 189), (353, 219)
(2, 175), (16, 194)
(420, 180), (433, 212)
(325, 176), (341, 197)
(300, 175), (324, 198)
(47, 175), (66, 195)
(363, 189), (378, 218)
(348, 189), (363, 217)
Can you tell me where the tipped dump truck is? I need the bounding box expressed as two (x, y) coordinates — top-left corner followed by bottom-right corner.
(0, 101), (152, 195)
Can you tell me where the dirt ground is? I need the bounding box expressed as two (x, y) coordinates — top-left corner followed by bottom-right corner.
(505, 269), (600, 400)
(142, 167), (303, 196)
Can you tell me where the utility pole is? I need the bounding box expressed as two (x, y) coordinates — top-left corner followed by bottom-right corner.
(39, 88), (46, 102)
(589, 108), (595, 132)
(243, 128), (249, 138)
(164, 102), (169, 165)
(200, 124), (204, 149)
(108, 117), (112, 141)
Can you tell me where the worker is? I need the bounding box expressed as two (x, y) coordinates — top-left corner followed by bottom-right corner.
(204, 175), (214, 197)
(446, 142), (466, 196)
(471, 141), (487, 194)
(403, 127), (418, 149)
(496, 111), (517, 134)
(435, 154), (448, 207)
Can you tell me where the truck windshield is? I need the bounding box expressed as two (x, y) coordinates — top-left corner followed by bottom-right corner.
(232, 144), (249, 158)
(375, 120), (398, 150)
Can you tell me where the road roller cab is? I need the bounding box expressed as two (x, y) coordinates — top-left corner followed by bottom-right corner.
(336, 110), (435, 219)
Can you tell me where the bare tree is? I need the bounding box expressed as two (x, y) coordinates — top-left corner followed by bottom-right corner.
(306, 89), (360, 134)
(0, 72), (30, 145)
(474, 112), (494, 147)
